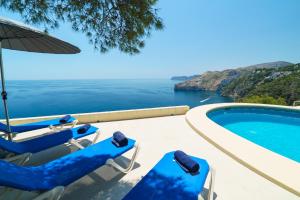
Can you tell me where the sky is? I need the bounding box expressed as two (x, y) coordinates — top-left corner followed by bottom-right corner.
(1, 0), (300, 80)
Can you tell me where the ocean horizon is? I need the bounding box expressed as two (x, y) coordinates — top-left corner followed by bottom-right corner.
(1, 79), (232, 118)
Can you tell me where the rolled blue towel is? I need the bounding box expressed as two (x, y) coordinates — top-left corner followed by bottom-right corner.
(77, 124), (91, 134)
(59, 115), (71, 124)
(112, 131), (128, 147)
(174, 150), (200, 173)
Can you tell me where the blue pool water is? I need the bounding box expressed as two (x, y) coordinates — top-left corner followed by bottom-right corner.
(1, 79), (232, 118)
(208, 107), (300, 163)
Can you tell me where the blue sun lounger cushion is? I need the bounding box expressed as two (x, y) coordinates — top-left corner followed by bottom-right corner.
(0, 137), (136, 191)
(174, 150), (200, 173)
(122, 151), (210, 200)
(59, 115), (72, 124)
(0, 124), (98, 154)
(72, 124), (98, 140)
(112, 131), (128, 147)
(77, 124), (91, 134)
(0, 115), (77, 134)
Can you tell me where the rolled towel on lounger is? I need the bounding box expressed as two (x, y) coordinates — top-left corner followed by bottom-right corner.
(59, 115), (71, 124)
(174, 150), (200, 173)
(77, 124), (91, 134)
(112, 131), (128, 147)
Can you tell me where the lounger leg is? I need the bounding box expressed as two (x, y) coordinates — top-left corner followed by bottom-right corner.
(106, 142), (140, 174)
(70, 119), (78, 128)
(69, 138), (85, 149)
(3, 132), (17, 139)
(33, 186), (65, 200)
(68, 129), (101, 149)
(198, 165), (215, 200)
(4, 153), (32, 165)
(11, 132), (18, 139)
(207, 166), (216, 200)
(198, 194), (205, 200)
(91, 129), (101, 144)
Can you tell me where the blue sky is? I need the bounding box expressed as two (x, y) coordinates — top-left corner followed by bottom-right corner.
(1, 0), (300, 80)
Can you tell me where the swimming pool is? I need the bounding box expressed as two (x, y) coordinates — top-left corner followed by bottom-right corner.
(207, 107), (300, 163)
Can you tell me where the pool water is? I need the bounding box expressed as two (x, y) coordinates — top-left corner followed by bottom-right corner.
(208, 107), (300, 163)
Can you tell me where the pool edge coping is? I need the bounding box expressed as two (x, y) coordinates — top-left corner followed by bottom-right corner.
(186, 103), (300, 197)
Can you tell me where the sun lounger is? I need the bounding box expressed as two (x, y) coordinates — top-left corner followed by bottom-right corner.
(0, 115), (78, 137)
(0, 124), (101, 159)
(0, 135), (139, 200)
(122, 151), (215, 200)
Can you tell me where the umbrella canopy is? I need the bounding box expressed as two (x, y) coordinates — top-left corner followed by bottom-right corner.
(0, 17), (80, 140)
(0, 17), (80, 54)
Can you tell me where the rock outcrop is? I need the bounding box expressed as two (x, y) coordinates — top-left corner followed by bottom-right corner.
(174, 61), (300, 105)
(174, 61), (293, 92)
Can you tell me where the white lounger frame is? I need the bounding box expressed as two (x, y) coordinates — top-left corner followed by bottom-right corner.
(9, 119), (79, 139)
(198, 165), (216, 200)
(2, 128), (101, 161)
(4, 152), (32, 165)
(0, 141), (140, 200)
(68, 129), (102, 150)
(48, 119), (78, 132)
(106, 142), (140, 173)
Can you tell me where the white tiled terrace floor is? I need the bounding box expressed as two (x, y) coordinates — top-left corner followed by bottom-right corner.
(15, 115), (299, 200)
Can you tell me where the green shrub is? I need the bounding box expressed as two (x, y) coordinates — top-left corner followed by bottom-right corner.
(238, 95), (287, 105)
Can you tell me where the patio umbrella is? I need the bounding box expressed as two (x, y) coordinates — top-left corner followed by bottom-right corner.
(0, 17), (80, 140)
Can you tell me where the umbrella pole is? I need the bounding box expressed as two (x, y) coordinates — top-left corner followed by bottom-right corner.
(0, 40), (12, 141)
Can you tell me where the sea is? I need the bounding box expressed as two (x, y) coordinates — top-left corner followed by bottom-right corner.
(0, 79), (232, 118)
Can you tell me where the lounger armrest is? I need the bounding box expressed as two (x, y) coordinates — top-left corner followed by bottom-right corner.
(33, 186), (65, 200)
(106, 142), (140, 174)
(5, 153), (32, 165)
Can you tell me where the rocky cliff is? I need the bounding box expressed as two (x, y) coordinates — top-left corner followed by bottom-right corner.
(174, 61), (293, 91)
(174, 61), (300, 105)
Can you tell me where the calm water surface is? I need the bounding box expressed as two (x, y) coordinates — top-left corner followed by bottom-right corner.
(1, 79), (232, 118)
(208, 107), (300, 162)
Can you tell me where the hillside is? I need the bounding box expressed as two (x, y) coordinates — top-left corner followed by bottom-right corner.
(222, 64), (300, 104)
(240, 61), (293, 70)
(174, 61), (300, 105)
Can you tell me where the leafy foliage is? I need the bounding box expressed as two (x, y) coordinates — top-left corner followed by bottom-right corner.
(246, 71), (300, 105)
(221, 64), (300, 105)
(0, 0), (163, 54)
(239, 95), (287, 105)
